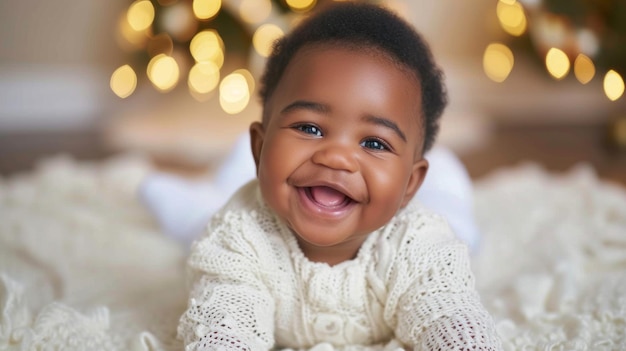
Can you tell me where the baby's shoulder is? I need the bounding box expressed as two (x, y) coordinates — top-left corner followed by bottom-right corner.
(385, 200), (457, 245)
(192, 180), (286, 263)
(367, 201), (470, 282)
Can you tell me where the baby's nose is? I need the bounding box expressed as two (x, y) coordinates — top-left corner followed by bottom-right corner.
(310, 142), (359, 173)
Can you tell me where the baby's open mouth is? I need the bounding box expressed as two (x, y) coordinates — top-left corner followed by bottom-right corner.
(305, 186), (354, 208)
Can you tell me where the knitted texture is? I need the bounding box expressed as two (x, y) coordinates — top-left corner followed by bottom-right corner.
(0, 155), (188, 351)
(177, 180), (502, 350)
(472, 164), (626, 349)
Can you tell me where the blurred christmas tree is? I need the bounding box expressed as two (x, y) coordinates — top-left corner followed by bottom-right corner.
(109, 0), (382, 114)
(531, 0), (625, 75)
(485, 0), (625, 101)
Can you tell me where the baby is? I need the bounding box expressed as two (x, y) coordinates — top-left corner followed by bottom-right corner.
(177, 2), (501, 350)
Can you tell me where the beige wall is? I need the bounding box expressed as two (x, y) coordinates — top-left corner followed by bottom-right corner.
(401, 1), (498, 59)
(0, 0), (125, 65)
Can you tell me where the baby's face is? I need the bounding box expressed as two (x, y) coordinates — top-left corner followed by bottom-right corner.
(250, 45), (427, 262)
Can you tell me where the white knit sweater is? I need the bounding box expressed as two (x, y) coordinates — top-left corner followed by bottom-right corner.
(177, 180), (502, 351)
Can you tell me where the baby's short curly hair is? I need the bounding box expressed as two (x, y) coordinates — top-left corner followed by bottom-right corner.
(259, 1), (447, 152)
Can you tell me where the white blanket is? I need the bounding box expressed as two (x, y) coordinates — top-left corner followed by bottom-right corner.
(1, 155), (625, 350)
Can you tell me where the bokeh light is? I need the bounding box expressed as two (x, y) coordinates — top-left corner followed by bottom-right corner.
(127, 0), (155, 32)
(219, 72), (251, 114)
(117, 13), (150, 51)
(286, 0), (316, 12)
(233, 68), (255, 95)
(188, 61), (220, 95)
(604, 70), (625, 101)
(193, 0), (221, 20)
(110, 65), (137, 98)
(573, 54), (595, 84)
(545, 47), (570, 80)
(497, 0), (527, 37)
(252, 24), (284, 57)
(147, 54), (180, 92)
(190, 30), (225, 67)
(483, 43), (515, 82)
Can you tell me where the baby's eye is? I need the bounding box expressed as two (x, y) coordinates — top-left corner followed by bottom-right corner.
(294, 124), (322, 136)
(361, 138), (390, 151)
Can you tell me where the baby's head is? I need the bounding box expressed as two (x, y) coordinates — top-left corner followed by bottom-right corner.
(260, 1), (446, 153)
(249, 2), (448, 264)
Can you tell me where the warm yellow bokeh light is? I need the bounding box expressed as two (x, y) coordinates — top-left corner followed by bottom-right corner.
(574, 54), (595, 84)
(188, 61), (220, 94)
(286, 0), (316, 12)
(239, 0), (272, 24)
(117, 13), (149, 51)
(110, 65), (137, 98)
(497, 0), (527, 36)
(545, 48), (570, 80)
(190, 30), (225, 67)
(127, 0), (155, 32)
(483, 43), (514, 82)
(147, 54), (180, 91)
(233, 69), (255, 95)
(193, 0), (221, 20)
(253, 24), (284, 57)
(604, 70), (625, 101)
(220, 72), (251, 114)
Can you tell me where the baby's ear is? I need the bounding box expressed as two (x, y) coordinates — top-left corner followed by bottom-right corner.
(401, 158), (428, 207)
(249, 121), (265, 175)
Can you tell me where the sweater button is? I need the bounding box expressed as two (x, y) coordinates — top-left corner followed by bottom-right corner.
(313, 314), (343, 337)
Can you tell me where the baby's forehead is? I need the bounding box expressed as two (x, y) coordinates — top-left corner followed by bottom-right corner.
(275, 44), (423, 111)
(298, 41), (420, 77)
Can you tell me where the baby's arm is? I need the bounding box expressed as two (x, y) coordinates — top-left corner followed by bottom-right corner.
(382, 214), (502, 350)
(395, 244), (501, 349)
(178, 213), (276, 351)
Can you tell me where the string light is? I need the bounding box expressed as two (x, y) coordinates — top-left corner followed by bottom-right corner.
(496, 0), (527, 37)
(253, 24), (284, 58)
(147, 54), (180, 92)
(573, 54), (595, 84)
(483, 43), (515, 83)
(193, 0), (221, 20)
(545, 47), (570, 80)
(220, 71), (251, 114)
(188, 61), (220, 94)
(286, 0), (317, 12)
(190, 30), (225, 67)
(127, 0), (155, 31)
(110, 65), (137, 98)
(111, 0), (302, 112)
(604, 70), (625, 101)
(489, 1), (625, 102)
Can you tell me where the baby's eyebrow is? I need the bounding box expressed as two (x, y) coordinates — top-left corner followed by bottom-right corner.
(281, 100), (329, 114)
(362, 115), (406, 142)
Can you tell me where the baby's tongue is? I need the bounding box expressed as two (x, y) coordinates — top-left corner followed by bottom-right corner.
(310, 186), (347, 207)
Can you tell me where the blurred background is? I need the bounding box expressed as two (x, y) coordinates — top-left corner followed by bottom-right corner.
(1, 0), (625, 185)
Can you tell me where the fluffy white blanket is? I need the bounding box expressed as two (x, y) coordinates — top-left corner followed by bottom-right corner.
(1, 155), (625, 350)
